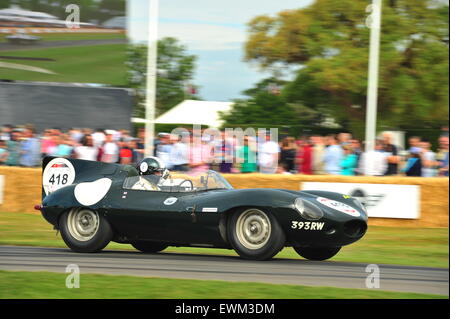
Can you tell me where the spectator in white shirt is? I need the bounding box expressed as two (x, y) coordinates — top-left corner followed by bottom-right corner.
(0, 124), (12, 141)
(156, 133), (173, 169)
(101, 133), (119, 163)
(258, 133), (280, 174)
(420, 140), (437, 177)
(74, 134), (98, 161)
(359, 139), (387, 176)
(323, 134), (344, 175)
(91, 129), (106, 148)
(169, 134), (189, 171)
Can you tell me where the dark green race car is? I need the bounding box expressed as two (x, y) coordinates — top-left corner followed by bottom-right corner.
(37, 157), (368, 261)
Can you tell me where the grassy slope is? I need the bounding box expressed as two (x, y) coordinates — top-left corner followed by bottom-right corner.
(0, 212), (448, 268)
(0, 270), (445, 299)
(0, 43), (127, 86)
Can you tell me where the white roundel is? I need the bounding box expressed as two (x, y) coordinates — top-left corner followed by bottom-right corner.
(140, 161), (149, 173)
(163, 197), (178, 205)
(43, 158), (76, 195)
(74, 178), (112, 206)
(316, 197), (360, 217)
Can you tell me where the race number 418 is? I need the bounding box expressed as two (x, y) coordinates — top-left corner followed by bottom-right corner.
(49, 173), (69, 186)
(43, 158), (76, 195)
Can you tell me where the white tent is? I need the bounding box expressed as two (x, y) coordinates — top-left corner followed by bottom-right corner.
(152, 99), (234, 128)
(0, 5), (96, 27)
(102, 16), (126, 29)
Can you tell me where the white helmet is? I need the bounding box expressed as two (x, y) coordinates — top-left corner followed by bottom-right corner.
(137, 157), (170, 180)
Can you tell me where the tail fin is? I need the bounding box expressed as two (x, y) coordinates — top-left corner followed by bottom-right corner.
(42, 156), (137, 199)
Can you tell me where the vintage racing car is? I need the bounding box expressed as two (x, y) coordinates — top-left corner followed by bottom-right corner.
(37, 157), (368, 261)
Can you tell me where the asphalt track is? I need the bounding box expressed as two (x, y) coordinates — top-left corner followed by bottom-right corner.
(0, 38), (127, 51)
(0, 246), (448, 296)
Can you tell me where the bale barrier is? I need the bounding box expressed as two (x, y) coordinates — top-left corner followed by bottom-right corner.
(223, 174), (449, 228)
(0, 166), (448, 228)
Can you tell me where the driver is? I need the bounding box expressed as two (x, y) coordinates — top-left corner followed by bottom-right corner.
(132, 157), (170, 191)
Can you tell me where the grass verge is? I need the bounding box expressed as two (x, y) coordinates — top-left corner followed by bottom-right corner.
(0, 212), (448, 268)
(0, 270), (445, 299)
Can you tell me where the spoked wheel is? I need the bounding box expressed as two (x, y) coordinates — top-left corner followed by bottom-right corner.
(131, 241), (168, 253)
(227, 208), (285, 260)
(60, 208), (113, 253)
(293, 246), (341, 261)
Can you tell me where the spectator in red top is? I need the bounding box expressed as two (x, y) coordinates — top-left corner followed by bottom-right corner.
(119, 138), (133, 165)
(297, 137), (312, 175)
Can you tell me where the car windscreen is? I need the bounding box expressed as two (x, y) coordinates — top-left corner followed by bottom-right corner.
(123, 175), (161, 191)
(122, 171), (233, 192)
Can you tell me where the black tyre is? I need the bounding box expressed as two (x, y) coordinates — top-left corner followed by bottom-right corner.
(293, 246), (341, 261)
(131, 241), (168, 253)
(227, 208), (285, 261)
(59, 208), (113, 253)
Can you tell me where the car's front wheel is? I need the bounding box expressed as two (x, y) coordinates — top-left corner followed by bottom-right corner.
(293, 246), (341, 261)
(131, 241), (168, 253)
(227, 208), (285, 261)
(60, 208), (113, 253)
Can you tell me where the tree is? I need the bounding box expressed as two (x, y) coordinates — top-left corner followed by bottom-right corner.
(127, 37), (200, 118)
(220, 77), (327, 137)
(244, 0), (449, 138)
(220, 92), (297, 136)
(97, 0), (126, 23)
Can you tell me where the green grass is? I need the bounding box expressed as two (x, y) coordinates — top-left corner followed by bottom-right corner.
(0, 212), (448, 268)
(0, 270), (445, 299)
(0, 32), (126, 43)
(0, 44), (127, 86)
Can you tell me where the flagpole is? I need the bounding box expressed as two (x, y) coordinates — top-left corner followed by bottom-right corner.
(364, 0), (382, 153)
(144, 0), (158, 158)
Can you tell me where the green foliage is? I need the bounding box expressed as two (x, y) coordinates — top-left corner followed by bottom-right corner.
(242, 0), (449, 137)
(220, 76), (341, 137)
(127, 37), (199, 118)
(219, 80), (301, 136)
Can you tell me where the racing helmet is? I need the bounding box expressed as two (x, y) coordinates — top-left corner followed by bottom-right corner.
(137, 157), (170, 180)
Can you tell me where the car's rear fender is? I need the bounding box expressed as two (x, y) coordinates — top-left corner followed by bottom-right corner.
(41, 184), (111, 228)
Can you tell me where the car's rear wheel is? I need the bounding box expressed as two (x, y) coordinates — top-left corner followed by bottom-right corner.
(131, 241), (168, 253)
(227, 208), (285, 260)
(60, 208), (113, 253)
(293, 246), (341, 261)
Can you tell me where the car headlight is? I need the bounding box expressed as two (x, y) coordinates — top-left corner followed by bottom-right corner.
(295, 198), (324, 221)
(352, 198), (367, 214)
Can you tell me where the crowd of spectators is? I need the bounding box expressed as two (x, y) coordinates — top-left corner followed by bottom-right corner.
(0, 124), (145, 167)
(279, 132), (449, 177)
(0, 124), (448, 177)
